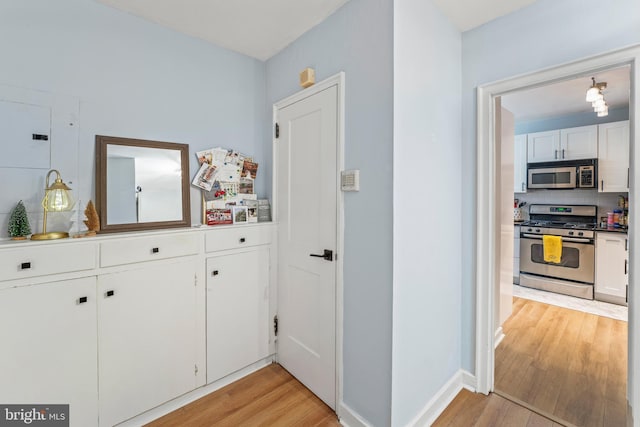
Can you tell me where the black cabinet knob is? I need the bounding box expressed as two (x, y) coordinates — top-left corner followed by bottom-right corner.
(105, 290), (115, 298)
(77, 296), (88, 304)
(152, 247), (159, 254)
(20, 262), (31, 270)
(239, 238), (246, 243)
(212, 270), (219, 276)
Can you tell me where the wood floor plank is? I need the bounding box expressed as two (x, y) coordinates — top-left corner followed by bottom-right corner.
(145, 364), (339, 427)
(494, 297), (627, 427)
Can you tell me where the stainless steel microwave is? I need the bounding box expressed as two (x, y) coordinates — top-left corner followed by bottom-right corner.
(527, 159), (597, 190)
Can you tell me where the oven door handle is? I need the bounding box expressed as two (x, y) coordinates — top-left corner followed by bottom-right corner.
(521, 234), (592, 243)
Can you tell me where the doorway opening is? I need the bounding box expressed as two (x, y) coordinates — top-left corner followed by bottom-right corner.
(475, 46), (640, 426)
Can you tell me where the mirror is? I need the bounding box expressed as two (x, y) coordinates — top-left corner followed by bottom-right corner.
(95, 135), (191, 233)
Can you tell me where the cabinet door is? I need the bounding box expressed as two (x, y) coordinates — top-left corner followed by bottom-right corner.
(595, 233), (628, 301)
(97, 258), (198, 427)
(0, 277), (98, 427)
(598, 121), (629, 192)
(206, 248), (270, 383)
(527, 130), (560, 162)
(561, 125), (598, 160)
(514, 134), (527, 193)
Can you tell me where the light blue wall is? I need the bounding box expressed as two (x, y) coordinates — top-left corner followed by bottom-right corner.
(392, 0), (462, 425)
(0, 0), (268, 225)
(461, 0), (640, 372)
(515, 107), (629, 134)
(266, 0), (394, 424)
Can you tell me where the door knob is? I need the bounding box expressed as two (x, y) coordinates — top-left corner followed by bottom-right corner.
(310, 249), (333, 261)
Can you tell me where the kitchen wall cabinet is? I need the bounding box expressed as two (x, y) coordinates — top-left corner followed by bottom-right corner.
(204, 226), (272, 384)
(0, 277), (99, 427)
(97, 257), (200, 427)
(595, 232), (628, 305)
(527, 125), (598, 163)
(598, 120), (629, 192)
(514, 134), (527, 193)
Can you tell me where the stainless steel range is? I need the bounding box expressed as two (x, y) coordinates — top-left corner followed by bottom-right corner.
(519, 204), (597, 300)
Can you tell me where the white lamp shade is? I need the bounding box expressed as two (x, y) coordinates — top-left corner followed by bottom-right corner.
(44, 188), (74, 211)
(585, 87), (600, 102)
(597, 106), (609, 117)
(594, 102), (608, 113)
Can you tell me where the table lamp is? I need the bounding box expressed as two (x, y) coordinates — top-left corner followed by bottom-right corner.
(31, 169), (74, 240)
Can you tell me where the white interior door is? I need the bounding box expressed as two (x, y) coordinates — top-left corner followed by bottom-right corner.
(275, 84), (338, 409)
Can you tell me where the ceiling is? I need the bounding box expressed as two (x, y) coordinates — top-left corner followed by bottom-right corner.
(502, 66), (631, 121)
(96, 0), (541, 61)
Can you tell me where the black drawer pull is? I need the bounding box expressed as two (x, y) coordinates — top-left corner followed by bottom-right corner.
(212, 270), (219, 276)
(239, 238), (246, 243)
(20, 262), (31, 270)
(105, 290), (115, 298)
(77, 296), (88, 304)
(152, 247), (159, 254)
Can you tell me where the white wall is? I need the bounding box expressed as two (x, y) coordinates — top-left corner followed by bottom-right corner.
(266, 0), (394, 425)
(392, 0), (462, 425)
(0, 0), (267, 236)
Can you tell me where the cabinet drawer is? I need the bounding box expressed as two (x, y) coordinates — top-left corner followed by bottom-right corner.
(205, 226), (272, 253)
(100, 233), (199, 267)
(0, 243), (96, 282)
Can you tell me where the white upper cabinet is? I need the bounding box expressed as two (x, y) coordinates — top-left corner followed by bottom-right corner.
(598, 120), (629, 192)
(560, 125), (598, 160)
(514, 134), (527, 193)
(527, 125), (598, 163)
(527, 130), (560, 162)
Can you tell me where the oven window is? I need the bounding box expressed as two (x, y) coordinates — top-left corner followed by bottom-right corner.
(530, 243), (580, 268)
(531, 171), (572, 185)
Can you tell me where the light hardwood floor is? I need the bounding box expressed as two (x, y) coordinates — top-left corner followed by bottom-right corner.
(495, 297), (627, 427)
(145, 363), (340, 427)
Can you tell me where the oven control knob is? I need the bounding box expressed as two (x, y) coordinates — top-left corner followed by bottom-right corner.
(527, 228), (532, 232)
(568, 231), (574, 236)
(578, 232), (584, 237)
(535, 228), (540, 233)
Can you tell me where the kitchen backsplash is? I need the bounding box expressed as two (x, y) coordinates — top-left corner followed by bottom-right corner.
(514, 189), (627, 221)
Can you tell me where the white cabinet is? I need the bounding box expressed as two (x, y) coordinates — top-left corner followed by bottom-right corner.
(514, 225), (520, 284)
(595, 232), (628, 305)
(514, 134), (527, 193)
(0, 277), (98, 427)
(527, 125), (598, 163)
(560, 125), (598, 160)
(206, 248), (270, 383)
(598, 120), (629, 192)
(97, 257), (200, 427)
(527, 130), (560, 162)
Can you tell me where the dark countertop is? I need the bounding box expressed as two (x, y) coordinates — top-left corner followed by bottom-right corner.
(595, 227), (628, 234)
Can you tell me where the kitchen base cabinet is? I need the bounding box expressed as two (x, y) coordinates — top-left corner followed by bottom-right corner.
(595, 232), (628, 305)
(0, 277), (98, 427)
(206, 247), (270, 383)
(97, 258), (200, 427)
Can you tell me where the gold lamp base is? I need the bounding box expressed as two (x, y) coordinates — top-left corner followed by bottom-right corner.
(31, 231), (69, 240)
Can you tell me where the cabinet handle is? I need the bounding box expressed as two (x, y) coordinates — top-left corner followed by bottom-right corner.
(626, 239), (628, 251)
(521, 182), (525, 192)
(562, 149), (565, 159)
(239, 238), (246, 243)
(77, 296), (88, 305)
(151, 247), (159, 254)
(212, 270), (219, 276)
(105, 290), (115, 298)
(20, 262), (31, 270)
(601, 180), (604, 191)
(555, 150), (558, 160)
(625, 260), (628, 275)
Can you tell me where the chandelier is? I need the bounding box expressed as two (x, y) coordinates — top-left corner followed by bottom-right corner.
(585, 77), (608, 117)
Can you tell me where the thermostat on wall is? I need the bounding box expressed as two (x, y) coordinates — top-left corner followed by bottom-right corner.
(341, 169), (360, 191)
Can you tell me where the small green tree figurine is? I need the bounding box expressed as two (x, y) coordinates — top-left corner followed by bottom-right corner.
(8, 200), (31, 240)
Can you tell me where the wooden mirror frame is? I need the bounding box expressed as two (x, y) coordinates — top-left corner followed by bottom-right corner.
(95, 135), (191, 233)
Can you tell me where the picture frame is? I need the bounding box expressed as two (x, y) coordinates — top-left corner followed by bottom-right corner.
(206, 208), (232, 225)
(232, 206), (249, 224)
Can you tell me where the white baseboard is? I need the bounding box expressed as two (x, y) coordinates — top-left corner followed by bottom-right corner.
(495, 326), (505, 348)
(117, 356), (274, 427)
(339, 402), (373, 427)
(407, 369), (477, 426)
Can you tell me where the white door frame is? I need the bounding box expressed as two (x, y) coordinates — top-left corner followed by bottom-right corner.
(272, 72), (345, 414)
(475, 45), (640, 408)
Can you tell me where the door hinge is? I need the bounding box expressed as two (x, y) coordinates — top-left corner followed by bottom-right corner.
(195, 364), (199, 376)
(274, 315), (278, 336)
(275, 123), (280, 139)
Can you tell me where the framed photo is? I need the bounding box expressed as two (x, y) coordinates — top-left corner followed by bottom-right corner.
(206, 208), (232, 225)
(232, 206), (248, 224)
